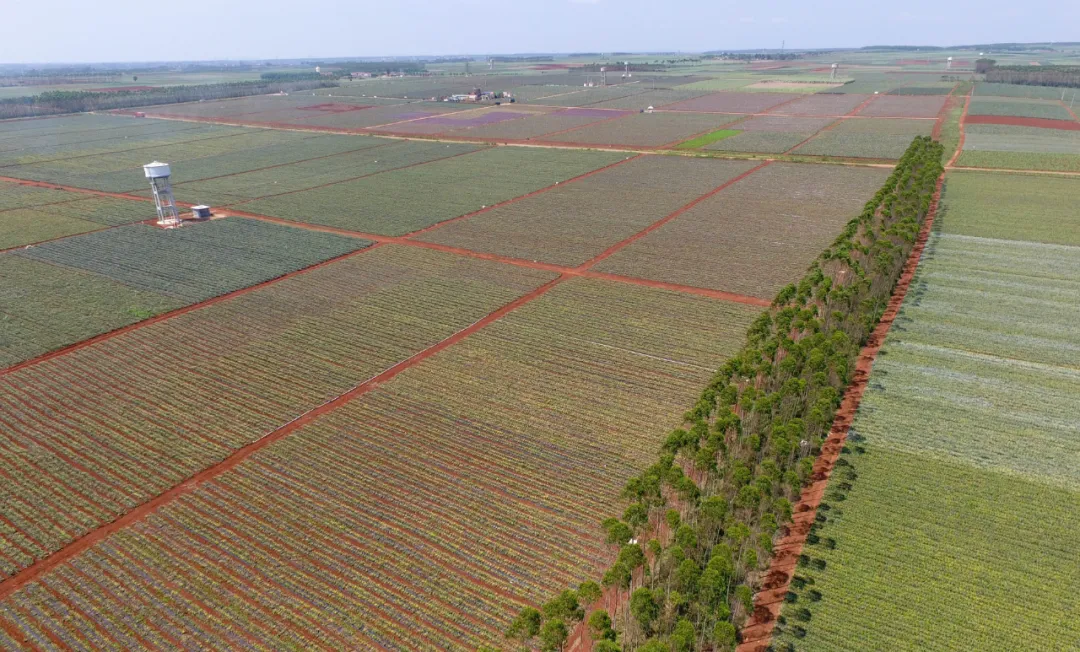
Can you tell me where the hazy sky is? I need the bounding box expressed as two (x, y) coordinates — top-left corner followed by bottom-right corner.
(1, 0), (1077, 63)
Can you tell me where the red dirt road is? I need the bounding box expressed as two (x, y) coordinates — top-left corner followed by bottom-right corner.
(947, 88), (973, 168)
(736, 175), (946, 652)
(0, 148), (772, 604)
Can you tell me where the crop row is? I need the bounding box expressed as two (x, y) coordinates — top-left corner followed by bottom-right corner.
(0, 245), (557, 579)
(0, 256), (183, 369)
(0, 278), (757, 648)
(792, 117), (934, 159)
(594, 162), (891, 297)
(236, 146), (626, 236)
(170, 139), (479, 206)
(0, 122), (250, 173)
(543, 111), (740, 147)
(419, 155), (757, 266)
(1, 127), (308, 192)
(663, 91), (801, 113)
(17, 217), (369, 302)
(968, 96), (1075, 121)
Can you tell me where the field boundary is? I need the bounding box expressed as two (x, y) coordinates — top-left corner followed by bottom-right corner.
(946, 87), (974, 168)
(736, 170), (946, 652)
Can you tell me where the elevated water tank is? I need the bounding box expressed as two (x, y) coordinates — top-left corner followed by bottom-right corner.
(143, 161), (171, 179)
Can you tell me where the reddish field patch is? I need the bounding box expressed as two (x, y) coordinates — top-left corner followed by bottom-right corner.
(296, 103), (374, 113)
(964, 114), (1080, 131)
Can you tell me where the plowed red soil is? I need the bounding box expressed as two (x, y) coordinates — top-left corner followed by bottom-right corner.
(964, 114), (1080, 130)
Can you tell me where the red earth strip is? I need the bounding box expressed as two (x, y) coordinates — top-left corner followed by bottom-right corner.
(736, 173), (946, 652)
(0, 275), (565, 604)
(1059, 99), (1079, 122)
(962, 113), (1080, 131)
(931, 82), (962, 141)
(947, 88), (974, 168)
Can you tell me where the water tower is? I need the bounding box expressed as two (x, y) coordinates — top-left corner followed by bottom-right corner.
(143, 161), (181, 228)
(830, 63), (838, 80)
(946, 57), (953, 70)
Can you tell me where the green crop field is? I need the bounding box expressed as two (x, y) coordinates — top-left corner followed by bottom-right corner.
(418, 156), (757, 266)
(237, 146), (626, 235)
(543, 111), (741, 147)
(776, 170), (1080, 651)
(975, 82), (1078, 100)
(0, 256), (184, 368)
(937, 171), (1080, 245)
(0, 245), (557, 581)
(2, 218), (369, 367)
(593, 162), (890, 297)
(0, 277), (760, 648)
(17, 217), (369, 301)
(792, 117), (934, 159)
(968, 97), (1075, 121)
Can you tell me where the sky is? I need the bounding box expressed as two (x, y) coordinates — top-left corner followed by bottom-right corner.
(1, 0), (1078, 63)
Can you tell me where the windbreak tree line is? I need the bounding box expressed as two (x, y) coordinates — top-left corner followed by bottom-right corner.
(510, 136), (944, 652)
(984, 64), (1080, 88)
(0, 79), (338, 119)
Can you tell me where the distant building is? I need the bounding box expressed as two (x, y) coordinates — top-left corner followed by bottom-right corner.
(351, 72), (372, 79)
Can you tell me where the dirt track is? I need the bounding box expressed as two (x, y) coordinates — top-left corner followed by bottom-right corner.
(736, 172), (947, 652)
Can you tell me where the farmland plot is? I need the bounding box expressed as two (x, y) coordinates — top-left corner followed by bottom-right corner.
(168, 139), (480, 206)
(775, 448), (1080, 651)
(859, 94), (947, 118)
(0, 245), (557, 580)
(418, 156), (757, 265)
(777, 170), (1080, 651)
(17, 218), (369, 302)
(529, 85), (647, 107)
(0, 193), (153, 250)
(937, 171), (1080, 245)
(440, 109), (617, 141)
(974, 82), (1076, 100)
(542, 111), (740, 147)
(593, 162), (890, 297)
(957, 124), (1080, 171)
(662, 91), (801, 113)
(0, 279), (758, 648)
(0, 122), (248, 170)
(768, 93), (871, 116)
(0, 256), (183, 368)
(792, 117), (933, 159)
(1, 128), (311, 193)
(237, 146), (625, 235)
(0, 119), (213, 162)
(704, 115), (837, 154)
(968, 97), (1075, 121)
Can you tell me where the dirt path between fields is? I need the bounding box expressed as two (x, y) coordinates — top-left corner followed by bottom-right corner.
(736, 166), (949, 652)
(0, 162), (772, 624)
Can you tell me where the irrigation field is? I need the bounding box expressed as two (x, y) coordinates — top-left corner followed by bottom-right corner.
(0, 53), (1069, 651)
